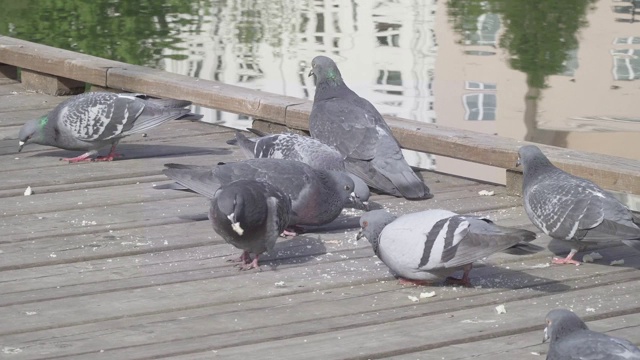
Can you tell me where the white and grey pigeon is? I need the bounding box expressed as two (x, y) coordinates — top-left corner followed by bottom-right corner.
(543, 308), (640, 360)
(308, 55), (432, 200)
(517, 145), (640, 265)
(159, 158), (360, 228)
(229, 128), (370, 208)
(18, 92), (201, 162)
(209, 179), (292, 270)
(356, 209), (539, 286)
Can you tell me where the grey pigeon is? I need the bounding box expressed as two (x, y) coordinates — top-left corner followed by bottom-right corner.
(18, 92), (201, 162)
(543, 308), (640, 359)
(308, 55), (431, 200)
(356, 209), (539, 286)
(517, 145), (640, 265)
(210, 179), (291, 270)
(160, 158), (360, 227)
(230, 129), (370, 208)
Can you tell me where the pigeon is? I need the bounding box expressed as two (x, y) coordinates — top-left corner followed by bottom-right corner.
(356, 209), (539, 286)
(308, 55), (431, 200)
(18, 92), (202, 162)
(159, 158), (360, 227)
(517, 145), (640, 265)
(230, 129), (370, 208)
(543, 308), (640, 359)
(209, 179), (291, 270)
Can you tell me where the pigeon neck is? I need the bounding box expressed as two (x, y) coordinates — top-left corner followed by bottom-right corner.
(313, 78), (352, 102)
(523, 156), (557, 182)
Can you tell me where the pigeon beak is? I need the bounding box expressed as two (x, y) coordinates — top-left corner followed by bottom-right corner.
(515, 157), (521, 167)
(18, 140), (25, 152)
(362, 201), (370, 211)
(349, 192), (366, 209)
(542, 326), (549, 343)
(308, 68), (314, 77)
(356, 230), (365, 241)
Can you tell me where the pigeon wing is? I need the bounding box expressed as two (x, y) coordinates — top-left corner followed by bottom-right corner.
(310, 97), (379, 160)
(525, 180), (605, 240)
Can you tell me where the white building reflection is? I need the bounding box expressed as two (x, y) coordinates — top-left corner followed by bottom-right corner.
(162, 0), (438, 170)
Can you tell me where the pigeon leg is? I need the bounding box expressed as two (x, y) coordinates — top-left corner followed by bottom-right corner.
(445, 264), (473, 287)
(227, 251), (251, 264)
(61, 152), (95, 163)
(239, 255), (261, 271)
(282, 225), (305, 237)
(94, 143), (123, 162)
(397, 277), (434, 286)
(552, 249), (581, 265)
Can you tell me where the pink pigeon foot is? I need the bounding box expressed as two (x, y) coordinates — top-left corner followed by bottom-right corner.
(227, 251), (251, 264)
(61, 152), (94, 163)
(551, 249), (581, 266)
(281, 229), (298, 237)
(93, 153), (123, 162)
(239, 255), (261, 271)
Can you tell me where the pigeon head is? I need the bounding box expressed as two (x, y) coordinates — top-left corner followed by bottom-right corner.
(324, 170), (361, 207)
(356, 209), (398, 254)
(543, 309), (588, 344)
(516, 145), (554, 175)
(308, 56), (344, 87)
(18, 116), (49, 152)
(347, 174), (371, 210)
(214, 181), (253, 236)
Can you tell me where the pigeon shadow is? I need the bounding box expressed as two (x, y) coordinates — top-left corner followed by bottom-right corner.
(299, 215), (362, 234)
(456, 264), (573, 293)
(261, 235), (328, 270)
(26, 144), (231, 160)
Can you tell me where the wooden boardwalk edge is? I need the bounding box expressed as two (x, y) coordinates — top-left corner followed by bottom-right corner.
(1, 36), (639, 194)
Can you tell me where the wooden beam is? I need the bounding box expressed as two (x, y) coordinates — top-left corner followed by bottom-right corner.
(20, 69), (85, 96)
(0, 37), (122, 86)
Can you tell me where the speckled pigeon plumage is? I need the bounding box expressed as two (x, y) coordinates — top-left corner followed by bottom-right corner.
(357, 209), (539, 286)
(308, 56), (431, 200)
(18, 92), (201, 162)
(210, 179), (292, 270)
(544, 309), (640, 360)
(159, 158), (359, 227)
(517, 145), (640, 265)
(231, 129), (370, 208)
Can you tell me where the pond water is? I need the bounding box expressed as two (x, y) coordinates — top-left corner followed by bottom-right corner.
(1, 0), (639, 187)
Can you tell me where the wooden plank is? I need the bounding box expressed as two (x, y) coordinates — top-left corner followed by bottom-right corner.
(106, 65), (308, 120)
(20, 69), (85, 96)
(5, 267), (638, 360)
(0, 37), (125, 86)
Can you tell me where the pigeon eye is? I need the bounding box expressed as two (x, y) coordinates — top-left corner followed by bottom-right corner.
(344, 185), (351, 191)
(362, 221), (368, 228)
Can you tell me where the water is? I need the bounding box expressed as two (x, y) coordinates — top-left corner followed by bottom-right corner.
(1, 0), (639, 186)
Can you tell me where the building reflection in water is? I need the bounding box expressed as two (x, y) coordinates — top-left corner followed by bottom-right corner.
(161, 0), (640, 185)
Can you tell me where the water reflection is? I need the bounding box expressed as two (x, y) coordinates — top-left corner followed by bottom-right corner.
(1, 0), (639, 184)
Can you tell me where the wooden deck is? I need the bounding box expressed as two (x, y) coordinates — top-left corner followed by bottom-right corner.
(2, 82), (640, 359)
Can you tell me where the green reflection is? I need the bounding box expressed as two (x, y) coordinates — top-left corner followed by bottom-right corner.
(447, 0), (597, 88)
(0, 0), (212, 67)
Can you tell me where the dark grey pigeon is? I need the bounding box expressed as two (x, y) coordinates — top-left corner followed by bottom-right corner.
(517, 145), (640, 265)
(18, 92), (201, 162)
(308, 55), (431, 200)
(230, 129), (370, 208)
(159, 158), (359, 227)
(356, 209), (539, 286)
(543, 308), (640, 360)
(210, 179), (291, 270)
